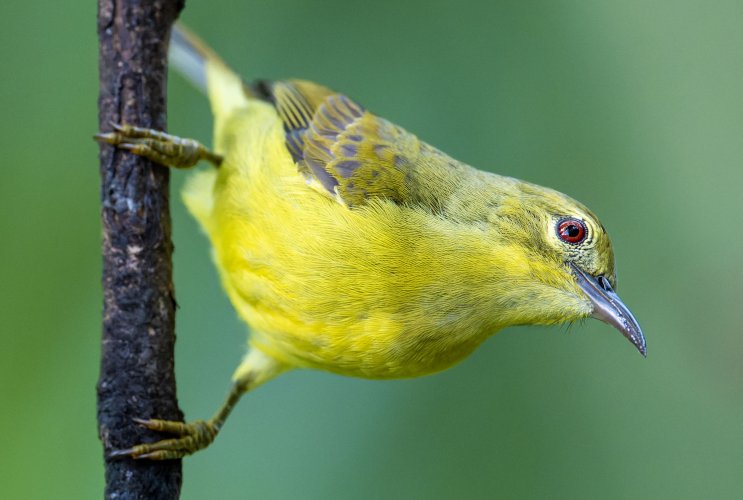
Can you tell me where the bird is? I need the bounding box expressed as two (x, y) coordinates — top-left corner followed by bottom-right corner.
(96, 24), (646, 460)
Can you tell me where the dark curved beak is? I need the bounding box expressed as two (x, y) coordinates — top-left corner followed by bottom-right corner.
(569, 263), (646, 357)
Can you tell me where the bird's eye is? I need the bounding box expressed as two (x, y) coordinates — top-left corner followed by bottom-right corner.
(556, 218), (587, 244)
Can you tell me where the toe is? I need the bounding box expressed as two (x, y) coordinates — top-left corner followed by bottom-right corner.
(133, 418), (189, 435)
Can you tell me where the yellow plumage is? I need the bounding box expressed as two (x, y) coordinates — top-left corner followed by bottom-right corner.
(99, 24), (645, 460)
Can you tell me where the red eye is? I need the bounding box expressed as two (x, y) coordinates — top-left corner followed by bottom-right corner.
(557, 218), (587, 244)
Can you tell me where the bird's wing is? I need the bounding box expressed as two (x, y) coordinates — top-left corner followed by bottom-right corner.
(170, 26), (469, 210)
(250, 79), (428, 208)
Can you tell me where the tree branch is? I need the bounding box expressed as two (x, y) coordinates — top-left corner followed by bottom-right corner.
(97, 0), (185, 498)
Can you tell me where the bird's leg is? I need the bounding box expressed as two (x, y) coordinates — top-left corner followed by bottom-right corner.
(94, 123), (223, 168)
(109, 378), (250, 460)
(109, 348), (287, 460)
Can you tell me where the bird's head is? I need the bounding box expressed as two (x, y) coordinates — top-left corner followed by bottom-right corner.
(483, 179), (646, 356)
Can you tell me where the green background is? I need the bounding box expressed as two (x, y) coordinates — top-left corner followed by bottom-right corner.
(2, 1), (742, 498)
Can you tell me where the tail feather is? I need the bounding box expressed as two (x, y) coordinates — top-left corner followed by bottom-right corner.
(169, 24), (250, 124)
(169, 25), (211, 93)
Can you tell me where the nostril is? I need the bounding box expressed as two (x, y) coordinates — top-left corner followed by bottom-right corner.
(597, 276), (611, 291)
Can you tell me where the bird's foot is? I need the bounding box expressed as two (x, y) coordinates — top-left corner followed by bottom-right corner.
(94, 123), (223, 168)
(109, 418), (220, 460)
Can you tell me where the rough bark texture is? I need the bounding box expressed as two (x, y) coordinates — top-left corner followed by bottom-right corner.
(97, 0), (185, 498)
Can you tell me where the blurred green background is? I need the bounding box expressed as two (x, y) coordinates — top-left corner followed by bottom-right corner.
(2, 1), (742, 498)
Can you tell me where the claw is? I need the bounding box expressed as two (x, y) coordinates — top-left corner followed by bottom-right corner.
(108, 447), (137, 460)
(93, 132), (118, 144)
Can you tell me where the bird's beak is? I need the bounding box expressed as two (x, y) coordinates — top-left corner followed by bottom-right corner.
(569, 263), (646, 357)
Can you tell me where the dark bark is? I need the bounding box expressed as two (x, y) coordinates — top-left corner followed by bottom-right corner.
(97, 0), (185, 498)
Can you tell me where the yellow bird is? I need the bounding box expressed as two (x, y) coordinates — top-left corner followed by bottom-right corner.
(97, 25), (645, 460)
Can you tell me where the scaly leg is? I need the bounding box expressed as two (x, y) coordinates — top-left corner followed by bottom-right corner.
(109, 380), (246, 460)
(110, 348), (288, 460)
(95, 123), (223, 168)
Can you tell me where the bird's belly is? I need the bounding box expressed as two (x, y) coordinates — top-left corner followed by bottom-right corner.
(242, 305), (490, 379)
(218, 249), (492, 378)
(219, 253), (490, 379)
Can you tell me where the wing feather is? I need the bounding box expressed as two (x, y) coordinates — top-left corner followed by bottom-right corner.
(252, 79), (467, 209)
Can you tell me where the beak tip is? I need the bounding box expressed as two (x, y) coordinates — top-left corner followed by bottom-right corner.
(631, 333), (647, 357)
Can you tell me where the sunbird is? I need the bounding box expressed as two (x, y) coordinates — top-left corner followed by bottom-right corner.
(97, 25), (645, 460)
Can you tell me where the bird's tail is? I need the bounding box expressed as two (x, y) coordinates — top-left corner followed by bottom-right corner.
(171, 25), (253, 234)
(169, 24), (250, 121)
